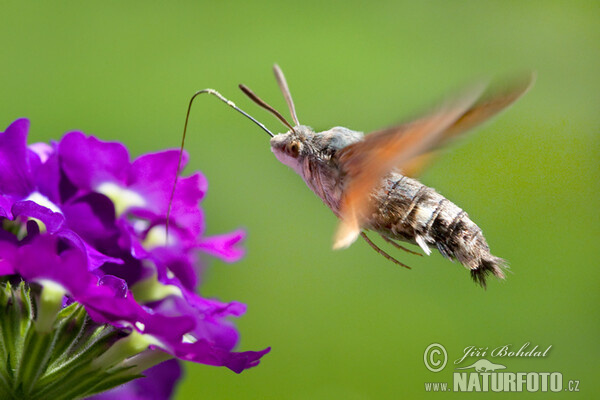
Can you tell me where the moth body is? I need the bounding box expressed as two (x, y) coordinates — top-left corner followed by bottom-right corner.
(271, 126), (505, 286)
(370, 171), (505, 285)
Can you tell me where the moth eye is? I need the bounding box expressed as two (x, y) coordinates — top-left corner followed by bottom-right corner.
(287, 142), (300, 157)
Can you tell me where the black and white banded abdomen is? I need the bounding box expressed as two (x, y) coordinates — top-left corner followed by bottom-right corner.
(367, 172), (506, 286)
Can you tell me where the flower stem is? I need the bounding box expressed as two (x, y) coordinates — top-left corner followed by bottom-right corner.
(120, 349), (173, 375)
(91, 330), (150, 371)
(14, 329), (54, 395)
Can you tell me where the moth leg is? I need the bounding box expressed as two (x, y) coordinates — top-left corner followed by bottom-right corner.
(360, 232), (411, 269)
(380, 235), (423, 257)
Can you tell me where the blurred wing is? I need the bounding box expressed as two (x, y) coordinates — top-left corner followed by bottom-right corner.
(400, 72), (535, 177)
(332, 83), (486, 249)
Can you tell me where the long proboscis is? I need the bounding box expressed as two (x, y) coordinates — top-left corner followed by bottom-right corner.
(165, 89), (274, 239)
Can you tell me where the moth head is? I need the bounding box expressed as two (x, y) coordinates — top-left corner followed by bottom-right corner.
(239, 64), (317, 173)
(270, 127), (312, 170)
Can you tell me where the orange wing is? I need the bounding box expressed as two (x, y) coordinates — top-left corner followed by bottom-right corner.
(401, 73), (535, 177)
(333, 83), (486, 249)
(333, 73), (535, 249)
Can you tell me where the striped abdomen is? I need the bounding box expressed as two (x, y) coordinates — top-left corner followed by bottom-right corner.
(367, 171), (506, 286)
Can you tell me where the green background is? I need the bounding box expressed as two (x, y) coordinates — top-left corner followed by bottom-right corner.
(1, 1), (598, 398)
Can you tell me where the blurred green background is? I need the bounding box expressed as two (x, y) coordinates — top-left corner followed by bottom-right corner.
(1, 1), (598, 398)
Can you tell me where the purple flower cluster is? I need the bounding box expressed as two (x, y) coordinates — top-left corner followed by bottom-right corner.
(0, 119), (269, 389)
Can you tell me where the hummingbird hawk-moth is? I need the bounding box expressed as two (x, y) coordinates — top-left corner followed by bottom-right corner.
(168, 65), (534, 288)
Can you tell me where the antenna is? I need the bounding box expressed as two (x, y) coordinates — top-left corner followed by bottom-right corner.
(239, 84), (295, 131)
(273, 64), (300, 126)
(166, 89), (274, 239)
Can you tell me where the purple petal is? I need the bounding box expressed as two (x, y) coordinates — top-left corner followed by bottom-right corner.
(140, 313), (196, 343)
(164, 173), (207, 236)
(172, 341), (270, 374)
(11, 200), (65, 233)
(150, 247), (198, 291)
(129, 150), (191, 214)
(62, 192), (119, 247)
(86, 246), (123, 269)
(56, 229), (123, 270)
(17, 236), (93, 292)
(150, 293), (244, 352)
(0, 195), (12, 218)
(29, 142), (54, 163)
(59, 132), (131, 190)
(98, 251), (148, 287)
(0, 118), (34, 197)
(184, 297), (245, 351)
(98, 275), (128, 298)
(0, 241), (17, 275)
(33, 149), (61, 205)
(197, 229), (246, 263)
(82, 291), (145, 327)
(181, 289), (247, 318)
(128, 172), (207, 241)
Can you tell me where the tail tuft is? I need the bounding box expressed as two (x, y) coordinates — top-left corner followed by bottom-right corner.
(470, 256), (507, 289)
